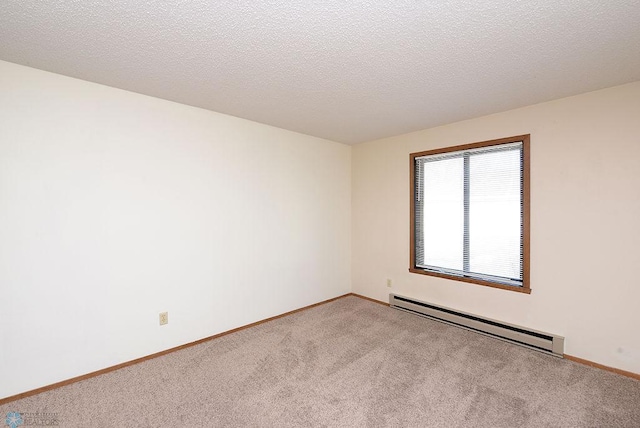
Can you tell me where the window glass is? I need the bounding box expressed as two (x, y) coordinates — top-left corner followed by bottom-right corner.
(410, 135), (530, 292)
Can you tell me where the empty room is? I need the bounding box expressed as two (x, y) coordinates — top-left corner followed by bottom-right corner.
(1, 1), (639, 427)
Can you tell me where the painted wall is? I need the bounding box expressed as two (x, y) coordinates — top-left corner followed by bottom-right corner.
(0, 60), (351, 399)
(352, 82), (640, 374)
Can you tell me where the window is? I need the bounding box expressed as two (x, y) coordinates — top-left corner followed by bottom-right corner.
(410, 135), (530, 293)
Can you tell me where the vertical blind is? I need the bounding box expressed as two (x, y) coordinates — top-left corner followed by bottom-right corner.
(414, 141), (523, 287)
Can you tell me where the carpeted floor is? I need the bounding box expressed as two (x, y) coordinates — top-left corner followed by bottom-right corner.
(2, 295), (639, 427)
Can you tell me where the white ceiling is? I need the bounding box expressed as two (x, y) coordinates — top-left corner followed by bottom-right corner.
(1, 1), (639, 144)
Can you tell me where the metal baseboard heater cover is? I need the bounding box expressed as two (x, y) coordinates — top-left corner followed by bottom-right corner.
(389, 294), (564, 357)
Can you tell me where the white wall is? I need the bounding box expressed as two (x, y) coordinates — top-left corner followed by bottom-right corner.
(352, 81), (640, 374)
(0, 60), (351, 399)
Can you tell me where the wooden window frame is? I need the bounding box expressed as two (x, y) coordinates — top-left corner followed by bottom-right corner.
(409, 135), (531, 294)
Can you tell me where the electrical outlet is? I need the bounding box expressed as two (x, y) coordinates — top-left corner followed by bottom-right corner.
(386, 278), (392, 288)
(159, 312), (168, 326)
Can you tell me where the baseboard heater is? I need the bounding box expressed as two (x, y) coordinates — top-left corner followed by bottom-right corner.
(389, 293), (564, 357)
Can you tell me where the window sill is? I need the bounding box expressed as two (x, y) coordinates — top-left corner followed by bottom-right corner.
(408, 267), (531, 294)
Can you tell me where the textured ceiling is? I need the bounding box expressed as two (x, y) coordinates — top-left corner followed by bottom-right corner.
(1, 1), (640, 144)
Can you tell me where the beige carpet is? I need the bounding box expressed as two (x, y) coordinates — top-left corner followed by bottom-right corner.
(2, 296), (639, 427)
